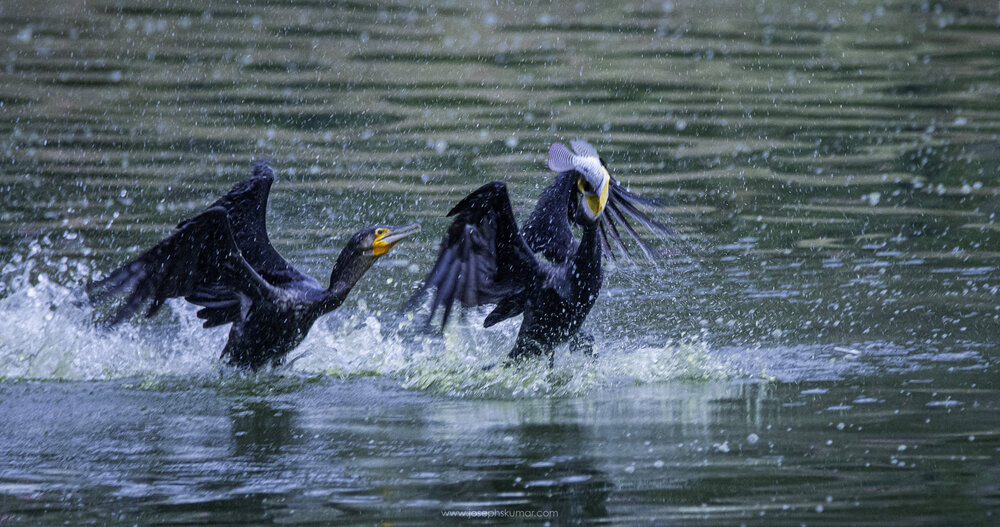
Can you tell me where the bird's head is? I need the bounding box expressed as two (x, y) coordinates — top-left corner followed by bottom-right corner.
(332, 223), (421, 284)
(355, 223), (423, 258)
(573, 156), (610, 223)
(549, 139), (610, 223)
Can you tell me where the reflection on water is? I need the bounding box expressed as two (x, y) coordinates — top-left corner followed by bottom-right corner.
(229, 400), (300, 462)
(1, 0), (998, 523)
(1, 378), (997, 524)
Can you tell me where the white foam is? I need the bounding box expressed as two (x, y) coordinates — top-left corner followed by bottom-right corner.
(0, 276), (733, 396)
(0, 276), (221, 380)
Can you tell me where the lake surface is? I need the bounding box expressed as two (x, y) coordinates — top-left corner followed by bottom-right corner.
(1, 0), (999, 524)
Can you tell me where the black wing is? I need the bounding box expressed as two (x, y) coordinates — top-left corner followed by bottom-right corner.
(597, 178), (674, 263)
(416, 181), (543, 327)
(521, 170), (672, 265)
(87, 206), (274, 328)
(207, 161), (307, 286)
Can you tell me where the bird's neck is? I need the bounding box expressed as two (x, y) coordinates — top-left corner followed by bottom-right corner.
(522, 172), (576, 248)
(574, 221), (602, 272)
(320, 250), (374, 313)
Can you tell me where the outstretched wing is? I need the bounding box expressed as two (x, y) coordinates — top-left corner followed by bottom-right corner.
(598, 178), (674, 263)
(540, 140), (673, 264)
(415, 181), (543, 327)
(87, 206), (274, 328)
(207, 161), (307, 286)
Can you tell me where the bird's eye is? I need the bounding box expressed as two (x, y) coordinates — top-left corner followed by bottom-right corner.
(577, 178), (587, 193)
(375, 229), (384, 237)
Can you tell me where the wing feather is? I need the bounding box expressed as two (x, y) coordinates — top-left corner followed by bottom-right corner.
(414, 181), (542, 327)
(599, 212), (632, 264)
(597, 178), (673, 262)
(606, 200), (657, 262)
(609, 179), (673, 234)
(522, 166), (672, 265)
(206, 161), (308, 286)
(88, 206), (274, 328)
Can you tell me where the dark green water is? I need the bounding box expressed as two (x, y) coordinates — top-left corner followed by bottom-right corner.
(1, 0), (998, 524)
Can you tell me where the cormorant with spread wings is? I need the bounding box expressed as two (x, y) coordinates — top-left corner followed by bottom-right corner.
(88, 161), (420, 370)
(412, 140), (670, 364)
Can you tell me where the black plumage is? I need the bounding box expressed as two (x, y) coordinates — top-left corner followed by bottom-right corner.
(412, 140), (670, 364)
(88, 161), (420, 370)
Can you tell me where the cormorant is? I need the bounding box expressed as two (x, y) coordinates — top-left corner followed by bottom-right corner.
(412, 140), (670, 364)
(88, 161), (421, 370)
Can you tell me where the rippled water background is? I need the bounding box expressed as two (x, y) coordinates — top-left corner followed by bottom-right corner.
(1, 0), (999, 524)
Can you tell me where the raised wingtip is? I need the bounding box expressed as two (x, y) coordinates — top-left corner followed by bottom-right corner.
(252, 159), (275, 180)
(202, 205), (231, 219)
(483, 180), (507, 191)
(446, 181), (507, 217)
(176, 204), (231, 231)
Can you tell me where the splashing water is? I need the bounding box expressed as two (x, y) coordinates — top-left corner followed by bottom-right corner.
(3, 248), (983, 397)
(0, 275), (223, 380)
(294, 306), (729, 398)
(0, 272), (732, 397)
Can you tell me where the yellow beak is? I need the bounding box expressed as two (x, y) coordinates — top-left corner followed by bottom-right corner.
(585, 170), (610, 217)
(372, 223), (421, 257)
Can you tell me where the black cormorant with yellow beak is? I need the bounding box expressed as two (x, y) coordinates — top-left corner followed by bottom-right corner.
(88, 162), (420, 370)
(413, 140), (670, 364)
